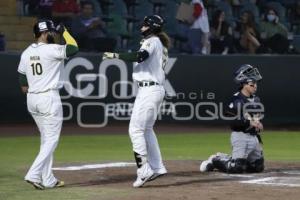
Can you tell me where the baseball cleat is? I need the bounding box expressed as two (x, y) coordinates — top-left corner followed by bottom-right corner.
(133, 163), (154, 188)
(25, 180), (45, 190)
(200, 160), (214, 172)
(53, 180), (65, 188)
(200, 154), (219, 172)
(148, 172), (167, 182)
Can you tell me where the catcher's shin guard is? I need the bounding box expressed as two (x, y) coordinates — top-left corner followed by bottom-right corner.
(213, 157), (247, 173)
(246, 158), (264, 173)
(227, 159), (247, 173)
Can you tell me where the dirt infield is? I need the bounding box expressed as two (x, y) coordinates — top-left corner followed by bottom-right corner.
(53, 160), (300, 200)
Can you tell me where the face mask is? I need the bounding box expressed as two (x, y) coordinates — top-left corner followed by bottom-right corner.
(267, 14), (276, 22)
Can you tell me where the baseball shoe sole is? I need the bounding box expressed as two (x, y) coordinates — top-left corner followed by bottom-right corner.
(25, 180), (45, 190)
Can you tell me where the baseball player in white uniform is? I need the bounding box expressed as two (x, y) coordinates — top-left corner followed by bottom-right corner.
(17, 20), (78, 190)
(103, 15), (170, 187)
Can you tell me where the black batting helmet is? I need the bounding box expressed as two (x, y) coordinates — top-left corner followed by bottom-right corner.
(33, 20), (56, 38)
(141, 15), (164, 37)
(234, 64), (262, 84)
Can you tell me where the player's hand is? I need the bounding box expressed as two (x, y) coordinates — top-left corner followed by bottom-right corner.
(102, 52), (119, 60)
(55, 23), (65, 35)
(250, 120), (263, 131)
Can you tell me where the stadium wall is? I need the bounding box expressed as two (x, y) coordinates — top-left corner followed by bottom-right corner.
(0, 52), (299, 126)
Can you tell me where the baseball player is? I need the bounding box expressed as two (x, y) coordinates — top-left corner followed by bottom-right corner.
(18, 20), (78, 189)
(102, 15), (170, 187)
(200, 64), (265, 173)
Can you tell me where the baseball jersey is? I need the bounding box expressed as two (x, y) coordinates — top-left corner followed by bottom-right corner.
(17, 42), (67, 93)
(132, 36), (168, 85)
(225, 92), (263, 135)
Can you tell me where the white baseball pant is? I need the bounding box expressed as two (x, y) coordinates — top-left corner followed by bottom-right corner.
(24, 90), (62, 188)
(129, 85), (166, 173)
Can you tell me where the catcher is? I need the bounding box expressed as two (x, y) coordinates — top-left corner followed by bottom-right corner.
(200, 64), (265, 173)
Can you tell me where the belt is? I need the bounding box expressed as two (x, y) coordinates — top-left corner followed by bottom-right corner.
(137, 81), (159, 87)
(28, 89), (57, 94)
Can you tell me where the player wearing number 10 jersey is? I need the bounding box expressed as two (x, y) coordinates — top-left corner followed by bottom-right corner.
(17, 20), (78, 190)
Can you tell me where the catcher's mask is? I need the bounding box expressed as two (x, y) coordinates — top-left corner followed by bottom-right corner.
(33, 20), (56, 43)
(234, 64), (262, 85)
(141, 15), (164, 37)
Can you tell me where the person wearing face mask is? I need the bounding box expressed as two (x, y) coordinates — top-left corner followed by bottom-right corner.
(259, 8), (289, 54)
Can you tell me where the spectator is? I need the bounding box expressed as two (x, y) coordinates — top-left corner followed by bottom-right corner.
(52, 0), (80, 26)
(210, 9), (235, 54)
(290, 0), (300, 34)
(260, 7), (289, 54)
(71, 1), (116, 52)
(188, 0), (210, 54)
(235, 10), (260, 54)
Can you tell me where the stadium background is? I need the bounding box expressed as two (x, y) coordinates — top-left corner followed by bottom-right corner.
(0, 1), (300, 200)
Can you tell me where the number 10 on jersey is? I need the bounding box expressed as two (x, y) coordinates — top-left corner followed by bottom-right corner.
(31, 62), (43, 75)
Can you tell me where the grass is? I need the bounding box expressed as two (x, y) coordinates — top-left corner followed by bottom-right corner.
(0, 131), (299, 200)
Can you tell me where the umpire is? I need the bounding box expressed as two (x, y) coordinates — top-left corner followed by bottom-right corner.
(200, 64), (265, 173)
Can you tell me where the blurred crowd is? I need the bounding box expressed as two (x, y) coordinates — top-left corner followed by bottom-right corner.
(16, 0), (300, 54)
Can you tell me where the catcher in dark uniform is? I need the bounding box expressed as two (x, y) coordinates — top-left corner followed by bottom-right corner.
(200, 64), (265, 173)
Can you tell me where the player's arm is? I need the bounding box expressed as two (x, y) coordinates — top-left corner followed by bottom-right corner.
(62, 29), (79, 57)
(56, 24), (79, 57)
(225, 99), (251, 130)
(18, 73), (28, 94)
(102, 49), (149, 63)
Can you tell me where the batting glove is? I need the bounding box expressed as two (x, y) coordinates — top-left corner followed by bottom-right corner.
(102, 52), (119, 60)
(55, 23), (65, 35)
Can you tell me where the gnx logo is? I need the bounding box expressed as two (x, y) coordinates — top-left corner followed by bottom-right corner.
(63, 57), (176, 99)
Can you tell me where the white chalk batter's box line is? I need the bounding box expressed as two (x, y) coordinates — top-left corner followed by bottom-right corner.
(224, 171), (300, 187)
(52, 162), (136, 171)
(240, 177), (300, 187)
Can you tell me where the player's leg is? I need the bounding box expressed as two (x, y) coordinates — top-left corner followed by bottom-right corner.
(145, 130), (167, 175)
(144, 87), (166, 180)
(129, 89), (154, 187)
(25, 92), (62, 188)
(200, 152), (230, 172)
(246, 136), (264, 173)
(212, 132), (248, 173)
(41, 93), (63, 188)
(24, 93), (49, 185)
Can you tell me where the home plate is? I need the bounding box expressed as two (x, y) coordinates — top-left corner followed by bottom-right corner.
(241, 177), (300, 187)
(53, 162), (136, 171)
